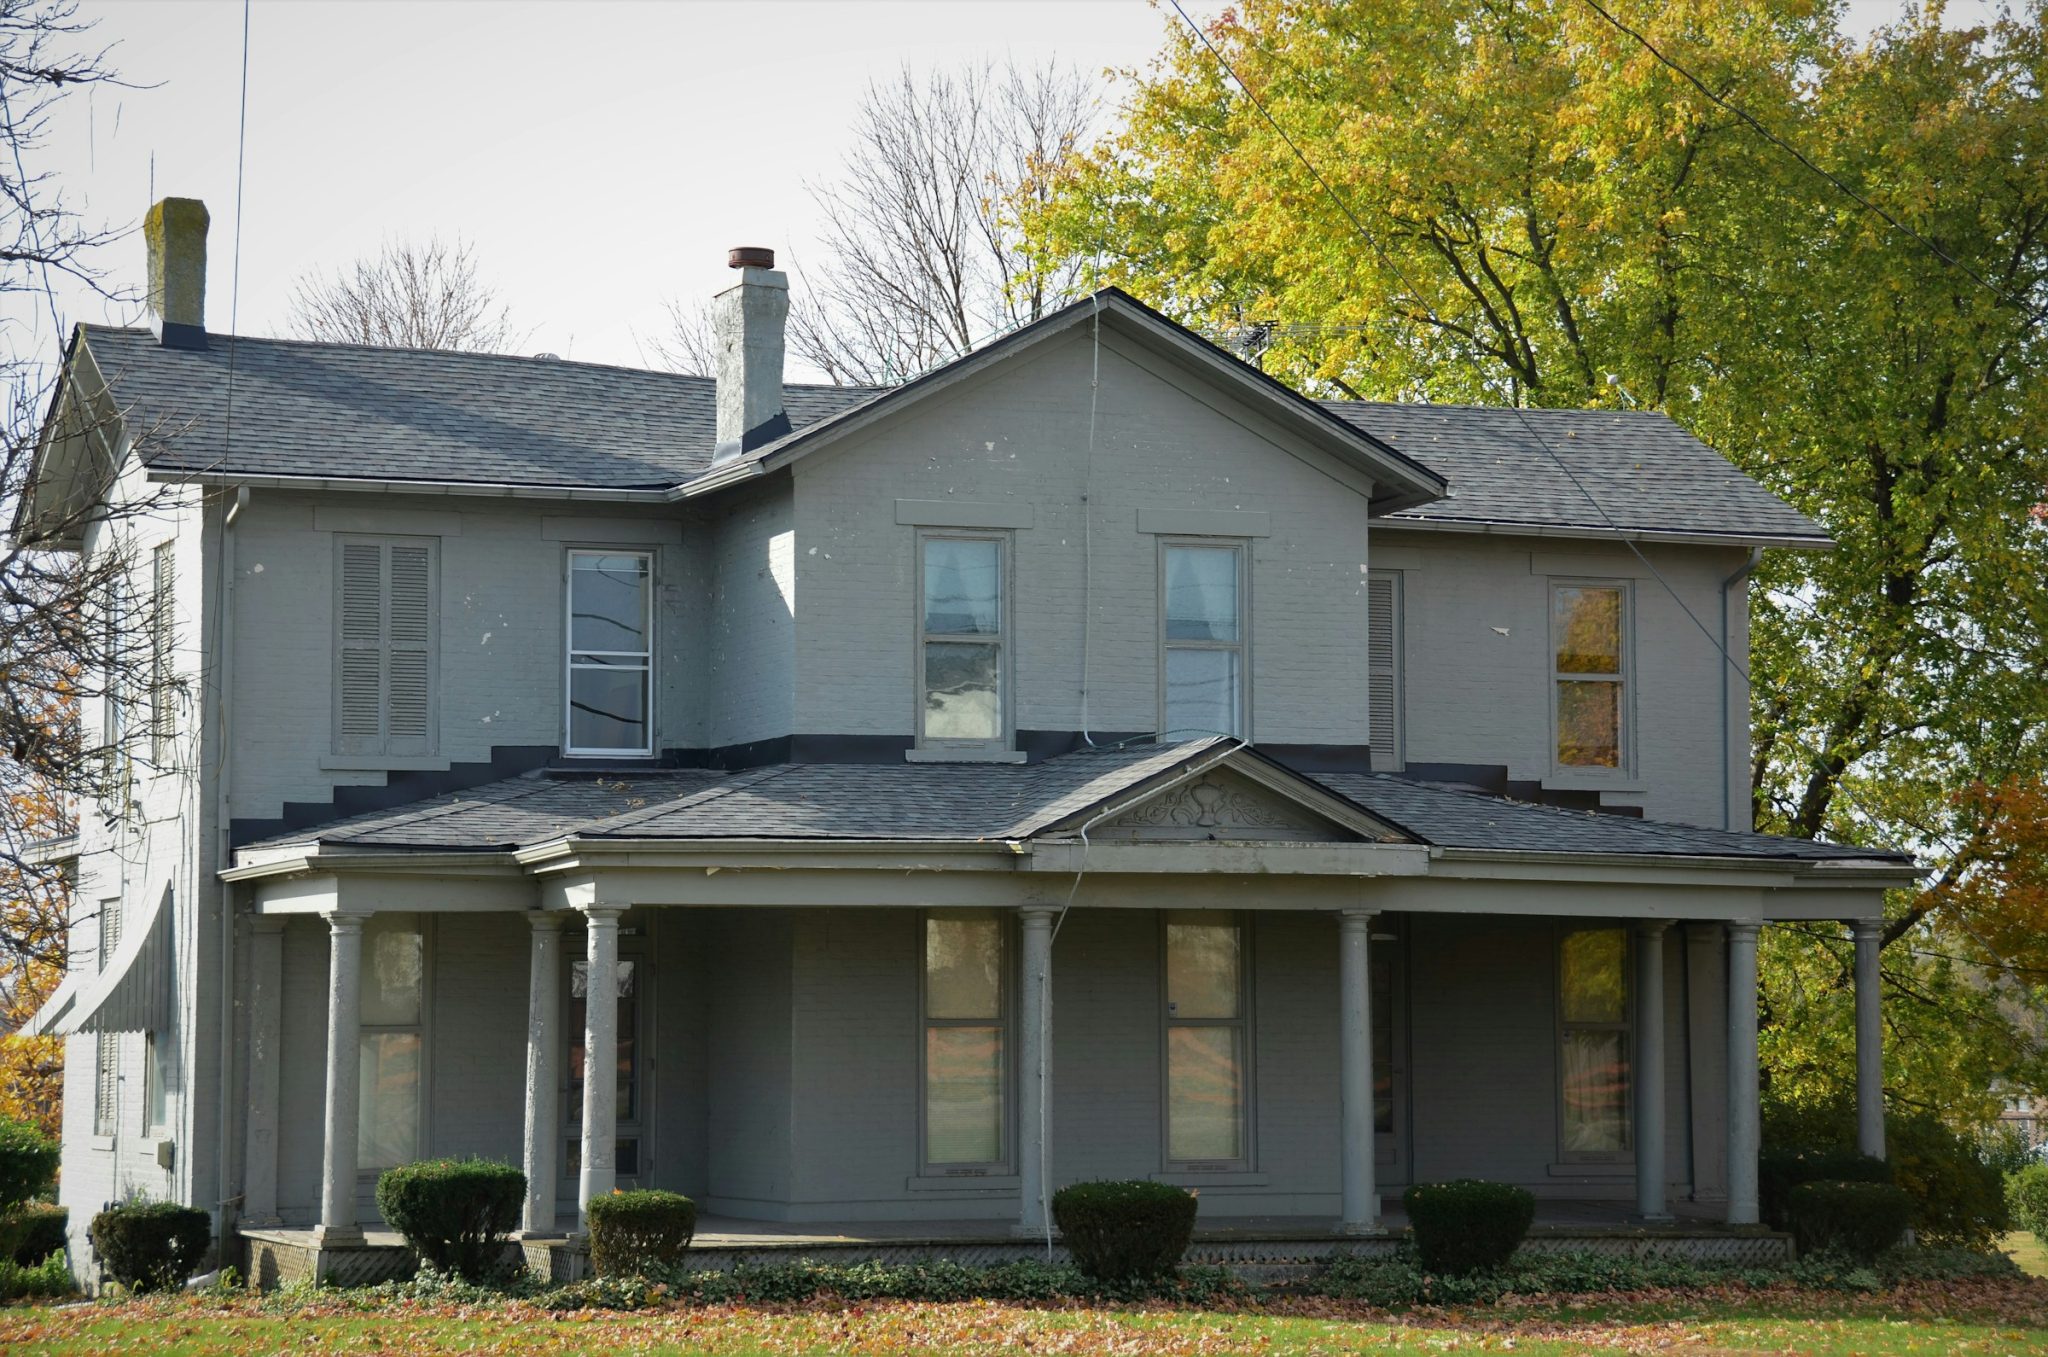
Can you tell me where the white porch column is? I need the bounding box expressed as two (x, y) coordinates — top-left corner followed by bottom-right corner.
(577, 906), (623, 1229)
(241, 917), (286, 1226)
(1016, 906), (1055, 1237)
(1338, 908), (1380, 1232)
(1853, 919), (1886, 1160)
(1633, 920), (1672, 1220)
(315, 914), (365, 1244)
(1725, 922), (1761, 1225)
(521, 913), (566, 1236)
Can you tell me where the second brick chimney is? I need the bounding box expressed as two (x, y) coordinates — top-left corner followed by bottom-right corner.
(712, 246), (791, 462)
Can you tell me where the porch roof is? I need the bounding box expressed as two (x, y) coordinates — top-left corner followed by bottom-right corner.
(230, 739), (1910, 871)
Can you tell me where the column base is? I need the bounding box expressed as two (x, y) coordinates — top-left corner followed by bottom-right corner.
(1010, 1223), (1056, 1240)
(308, 1225), (365, 1247)
(1337, 1218), (1383, 1236)
(514, 1227), (566, 1242)
(1635, 1212), (1675, 1224)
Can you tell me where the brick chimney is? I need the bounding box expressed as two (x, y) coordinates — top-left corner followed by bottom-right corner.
(144, 197), (209, 349)
(712, 246), (790, 463)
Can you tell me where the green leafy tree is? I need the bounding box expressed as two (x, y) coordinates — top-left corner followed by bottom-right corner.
(1031, 0), (2048, 1123)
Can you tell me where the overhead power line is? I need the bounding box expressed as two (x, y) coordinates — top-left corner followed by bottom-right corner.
(1576, 0), (2045, 325)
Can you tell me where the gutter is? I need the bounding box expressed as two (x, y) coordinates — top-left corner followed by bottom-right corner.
(148, 468), (672, 505)
(1720, 548), (1764, 830)
(1379, 517), (1831, 552)
(213, 484), (246, 1263)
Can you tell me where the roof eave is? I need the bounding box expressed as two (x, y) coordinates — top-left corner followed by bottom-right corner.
(1377, 514), (1835, 551)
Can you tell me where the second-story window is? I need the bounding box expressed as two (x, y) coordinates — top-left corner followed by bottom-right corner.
(566, 550), (653, 757)
(918, 534), (1005, 749)
(1161, 542), (1245, 739)
(335, 536), (438, 758)
(1551, 581), (1629, 772)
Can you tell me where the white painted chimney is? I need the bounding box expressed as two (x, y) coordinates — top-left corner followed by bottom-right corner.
(144, 196), (209, 348)
(713, 246), (790, 462)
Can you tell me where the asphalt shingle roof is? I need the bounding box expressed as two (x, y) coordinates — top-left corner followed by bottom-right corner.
(1321, 402), (1826, 543)
(80, 314), (1823, 542)
(241, 742), (1904, 866)
(83, 325), (878, 489)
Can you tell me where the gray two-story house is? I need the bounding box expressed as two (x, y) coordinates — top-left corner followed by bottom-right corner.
(19, 198), (1912, 1284)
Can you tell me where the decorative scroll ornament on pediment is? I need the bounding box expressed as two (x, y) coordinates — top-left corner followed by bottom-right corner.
(1104, 771), (1352, 841)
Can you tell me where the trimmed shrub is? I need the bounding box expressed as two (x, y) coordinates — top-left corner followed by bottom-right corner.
(0, 1120), (58, 1215)
(1050, 1180), (1198, 1280)
(586, 1189), (697, 1277)
(0, 1249), (74, 1300)
(1784, 1180), (1912, 1262)
(2007, 1161), (2048, 1245)
(374, 1158), (524, 1282)
(1403, 1179), (1535, 1275)
(3, 1201), (66, 1265)
(88, 1201), (211, 1293)
(1888, 1114), (2010, 1248)
(1758, 1146), (1890, 1229)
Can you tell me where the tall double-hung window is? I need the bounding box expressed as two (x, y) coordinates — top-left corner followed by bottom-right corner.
(93, 896), (122, 1137)
(358, 913), (424, 1170)
(917, 535), (1006, 750)
(1164, 910), (1249, 1166)
(922, 910), (1007, 1169)
(1551, 582), (1629, 772)
(566, 551), (654, 756)
(1559, 927), (1631, 1156)
(1161, 543), (1246, 739)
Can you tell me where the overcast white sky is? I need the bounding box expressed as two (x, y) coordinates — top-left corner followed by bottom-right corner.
(9, 0), (1997, 376)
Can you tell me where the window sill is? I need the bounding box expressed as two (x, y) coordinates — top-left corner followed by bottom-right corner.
(1548, 1160), (1633, 1177)
(1150, 1170), (1269, 1188)
(319, 755), (451, 772)
(905, 749), (1028, 765)
(89, 1134), (115, 1152)
(906, 1173), (1020, 1192)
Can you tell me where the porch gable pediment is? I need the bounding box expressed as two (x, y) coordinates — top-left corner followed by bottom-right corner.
(1038, 748), (1416, 848)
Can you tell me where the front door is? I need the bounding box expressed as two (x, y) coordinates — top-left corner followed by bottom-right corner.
(561, 926), (650, 1199)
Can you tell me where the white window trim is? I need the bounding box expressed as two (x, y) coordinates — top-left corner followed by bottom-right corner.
(1160, 910), (1255, 1173)
(913, 530), (1013, 755)
(563, 547), (657, 758)
(1556, 924), (1632, 1164)
(1156, 537), (1251, 741)
(918, 909), (1013, 1175)
(1547, 578), (1634, 784)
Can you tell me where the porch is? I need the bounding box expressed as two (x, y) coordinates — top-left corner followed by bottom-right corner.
(241, 1201), (1793, 1289)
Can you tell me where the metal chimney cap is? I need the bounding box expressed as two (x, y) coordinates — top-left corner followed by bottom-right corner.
(728, 246), (775, 270)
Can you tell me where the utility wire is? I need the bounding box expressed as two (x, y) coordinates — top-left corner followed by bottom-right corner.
(1577, 0), (2045, 325)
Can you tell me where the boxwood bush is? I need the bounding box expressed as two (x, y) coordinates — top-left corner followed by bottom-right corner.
(374, 1158), (525, 1282)
(88, 1201), (211, 1293)
(1758, 1145), (1891, 1229)
(2007, 1161), (2048, 1245)
(0, 1120), (58, 1216)
(586, 1189), (697, 1277)
(4, 1201), (66, 1265)
(1050, 1180), (1197, 1280)
(1784, 1180), (1913, 1262)
(1402, 1180), (1535, 1275)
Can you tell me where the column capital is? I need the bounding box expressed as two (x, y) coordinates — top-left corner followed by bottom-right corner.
(579, 905), (625, 925)
(1634, 918), (1674, 939)
(528, 911), (568, 933)
(1850, 918), (1885, 943)
(323, 913), (365, 935)
(1726, 921), (1761, 942)
(1018, 906), (1058, 928)
(1339, 907), (1380, 929)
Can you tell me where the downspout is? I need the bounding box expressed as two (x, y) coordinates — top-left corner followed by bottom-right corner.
(213, 484), (246, 1265)
(1718, 548), (1763, 831)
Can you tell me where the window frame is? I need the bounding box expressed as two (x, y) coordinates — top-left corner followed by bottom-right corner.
(1547, 578), (1633, 781)
(918, 908), (1013, 1175)
(1367, 568), (1404, 771)
(1157, 538), (1251, 741)
(144, 1031), (172, 1135)
(1159, 909), (1255, 1172)
(356, 912), (431, 1175)
(913, 530), (1012, 754)
(1555, 924), (1633, 1164)
(563, 547), (657, 758)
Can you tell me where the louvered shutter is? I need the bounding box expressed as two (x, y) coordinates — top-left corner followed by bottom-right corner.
(150, 542), (175, 761)
(334, 537), (437, 755)
(1367, 571), (1403, 770)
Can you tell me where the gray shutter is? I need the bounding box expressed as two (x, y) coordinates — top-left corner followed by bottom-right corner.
(385, 544), (434, 753)
(334, 537), (437, 755)
(1367, 571), (1402, 770)
(151, 542), (175, 760)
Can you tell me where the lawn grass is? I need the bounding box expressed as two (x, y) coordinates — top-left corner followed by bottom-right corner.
(2007, 1232), (2048, 1278)
(6, 1284), (2048, 1356)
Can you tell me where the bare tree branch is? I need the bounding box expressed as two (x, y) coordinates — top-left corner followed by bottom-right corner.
(284, 235), (522, 353)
